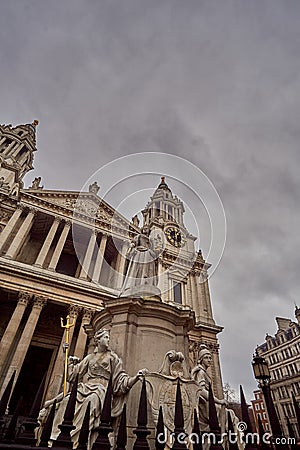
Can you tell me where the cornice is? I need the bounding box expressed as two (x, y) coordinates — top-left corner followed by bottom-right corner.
(18, 190), (139, 239)
(0, 256), (118, 308)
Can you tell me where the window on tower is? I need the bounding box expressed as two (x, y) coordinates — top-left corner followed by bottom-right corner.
(173, 282), (182, 304)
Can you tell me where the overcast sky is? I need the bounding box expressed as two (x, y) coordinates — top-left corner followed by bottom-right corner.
(1, 0), (300, 401)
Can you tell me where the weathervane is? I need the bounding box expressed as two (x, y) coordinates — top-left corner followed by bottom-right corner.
(60, 314), (75, 396)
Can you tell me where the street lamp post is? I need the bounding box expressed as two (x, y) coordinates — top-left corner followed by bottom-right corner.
(252, 352), (288, 450)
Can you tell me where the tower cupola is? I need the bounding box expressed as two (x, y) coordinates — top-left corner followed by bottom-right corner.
(0, 120), (38, 196)
(142, 177), (185, 227)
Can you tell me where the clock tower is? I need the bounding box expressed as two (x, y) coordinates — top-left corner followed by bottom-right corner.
(142, 176), (196, 254)
(140, 177), (224, 397)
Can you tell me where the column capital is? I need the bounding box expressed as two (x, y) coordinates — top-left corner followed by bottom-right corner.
(32, 295), (47, 309)
(68, 304), (81, 318)
(83, 323), (95, 339)
(82, 308), (95, 322)
(18, 291), (31, 306)
(94, 229), (101, 238)
(64, 219), (72, 228)
(53, 215), (62, 224)
(27, 206), (37, 216)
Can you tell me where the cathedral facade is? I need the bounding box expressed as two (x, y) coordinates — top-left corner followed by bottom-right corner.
(0, 121), (223, 415)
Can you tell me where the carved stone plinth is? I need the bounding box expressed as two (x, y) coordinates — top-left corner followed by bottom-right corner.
(92, 296), (195, 445)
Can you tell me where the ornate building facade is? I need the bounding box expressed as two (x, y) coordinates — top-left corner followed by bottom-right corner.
(256, 308), (300, 437)
(251, 389), (270, 432)
(0, 121), (223, 415)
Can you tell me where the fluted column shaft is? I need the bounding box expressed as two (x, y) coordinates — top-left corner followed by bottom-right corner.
(0, 207), (23, 254)
(5, 209), (35, 259)
(48, 220), (71, 271)
(115, 241), (128, 289)
(193, 274), (201, 321)
(2, 140), (16, 155)
(0, 296), (47, 396)
(74, 308), (94, 359)
(189, 274), (200, 320)
(11, 142), (24, 158)
(34, 217), (60, 267)
(79, 230), (97, 279)
(92, 233), (108, 282)
(203, 279), (213, 321)
(0, 292), (30, 376)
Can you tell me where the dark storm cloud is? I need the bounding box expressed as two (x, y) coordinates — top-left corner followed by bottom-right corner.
(1, 0), (300, 400)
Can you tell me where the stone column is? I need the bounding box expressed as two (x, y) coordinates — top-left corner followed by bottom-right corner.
(79, 230), (97, 280)
(2, 140), (16, 156)
(45, 304), (79, 401)
(11, 143), (24, 158)
(0, 295), (47, 396)
(0, 207), (23, 254)
(92, 233), (108, 282)
(114, 241), (128, 289)
(0, 292), (30, 376)
(187, 275), (194, 310)
(34, 216), (60, 267)
(73, 308), (94, 359)
(4, 208), (36, 259)
(189, 274), (200, 321)
(199, 276), (208, 320)
(48, 220), (71, 271)
(203, 279), (213, 321)
(159, 261), (169, 302)
(193, 274), (202, 321)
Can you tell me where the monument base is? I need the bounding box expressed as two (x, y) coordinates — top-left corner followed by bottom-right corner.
(119, 284), (161, 300)
(91, 296), (195, 445)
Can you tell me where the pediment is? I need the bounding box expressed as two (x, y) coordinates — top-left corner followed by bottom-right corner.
(20, 189), (139, 236)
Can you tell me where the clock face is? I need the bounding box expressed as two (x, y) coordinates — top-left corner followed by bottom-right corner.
(165, 226), (183, 247)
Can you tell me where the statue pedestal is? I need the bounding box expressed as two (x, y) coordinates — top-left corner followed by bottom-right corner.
(92, 296), (195, 441)
(120, 284), (161, 301)
(93, 296), (195, 375)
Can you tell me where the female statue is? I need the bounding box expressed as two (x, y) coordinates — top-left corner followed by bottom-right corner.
(40, 329), (147, 449)
(191, 344), (227, 429)
(120, 226), (161, 296)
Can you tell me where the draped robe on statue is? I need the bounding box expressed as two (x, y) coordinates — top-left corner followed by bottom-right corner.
(44, 349), (133, 449)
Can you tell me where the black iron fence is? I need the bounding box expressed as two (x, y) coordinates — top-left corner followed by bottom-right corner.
(0, 371), (299, 450)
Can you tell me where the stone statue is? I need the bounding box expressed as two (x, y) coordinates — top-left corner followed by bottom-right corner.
(39, 329), (148, 449)
(120, 226), (161, 297)
(146, 350), (201, 449)
(0, 177), (10, 193)
(192, 345), (244, 449)
(30, 176), (43, 190)
(89, 181), (100, 194)
(191, 344), (227, 430)
(132, 214), (140, 227)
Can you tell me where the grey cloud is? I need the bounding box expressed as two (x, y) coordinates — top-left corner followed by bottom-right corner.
(1, 0), (300, 400)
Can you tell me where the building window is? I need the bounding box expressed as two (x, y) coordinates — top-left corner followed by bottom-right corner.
(173, 282), (182, 304)
(255, 404), (260, 410)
